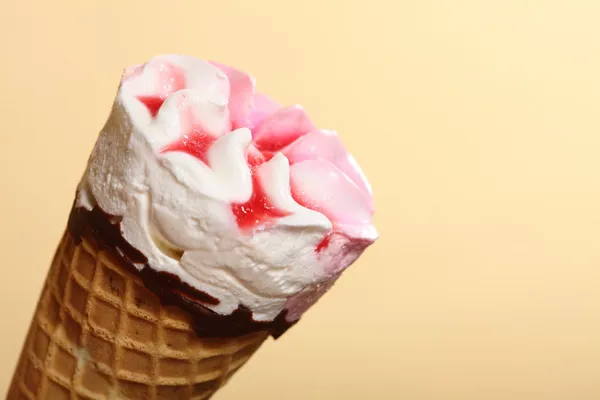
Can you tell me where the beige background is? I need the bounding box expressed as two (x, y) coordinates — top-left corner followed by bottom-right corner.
(1, 1), (600, 399)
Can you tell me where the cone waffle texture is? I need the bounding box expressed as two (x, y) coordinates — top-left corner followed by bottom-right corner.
(8, 231), (268, 400)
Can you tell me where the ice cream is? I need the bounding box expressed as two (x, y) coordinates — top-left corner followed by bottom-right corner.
(75, 54), (377, 334)
(8, 54), (378, 400)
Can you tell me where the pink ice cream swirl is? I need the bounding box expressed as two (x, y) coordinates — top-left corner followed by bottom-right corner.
(116, 56), (377, 321)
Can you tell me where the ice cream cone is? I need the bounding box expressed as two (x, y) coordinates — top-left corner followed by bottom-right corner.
(8, 54), (378, 399)
(7, 229), (267, 400)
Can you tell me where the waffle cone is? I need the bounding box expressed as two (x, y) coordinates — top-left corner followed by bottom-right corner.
(7, 230), (268, 399)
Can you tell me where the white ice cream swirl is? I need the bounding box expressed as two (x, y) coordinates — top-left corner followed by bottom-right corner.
(77, 55), (377, 322)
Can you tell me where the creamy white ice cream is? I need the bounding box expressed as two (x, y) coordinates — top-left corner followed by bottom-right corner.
(77, 55), (377, 322)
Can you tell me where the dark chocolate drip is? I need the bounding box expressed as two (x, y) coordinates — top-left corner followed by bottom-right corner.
(68, 205), (295, 338)
(69, 206), (147, 264)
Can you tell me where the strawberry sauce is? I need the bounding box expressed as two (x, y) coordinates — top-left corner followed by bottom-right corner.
(136, 62), (186, 117)
(137, 96), (164, 117)
(158, 126), (290, 231)
(161, 129), (216, 166)
(231, 174), (289, 230)
(134, 62), (357, 252)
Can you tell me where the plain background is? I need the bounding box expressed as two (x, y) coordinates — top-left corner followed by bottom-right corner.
(2, 1), (600, 399)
